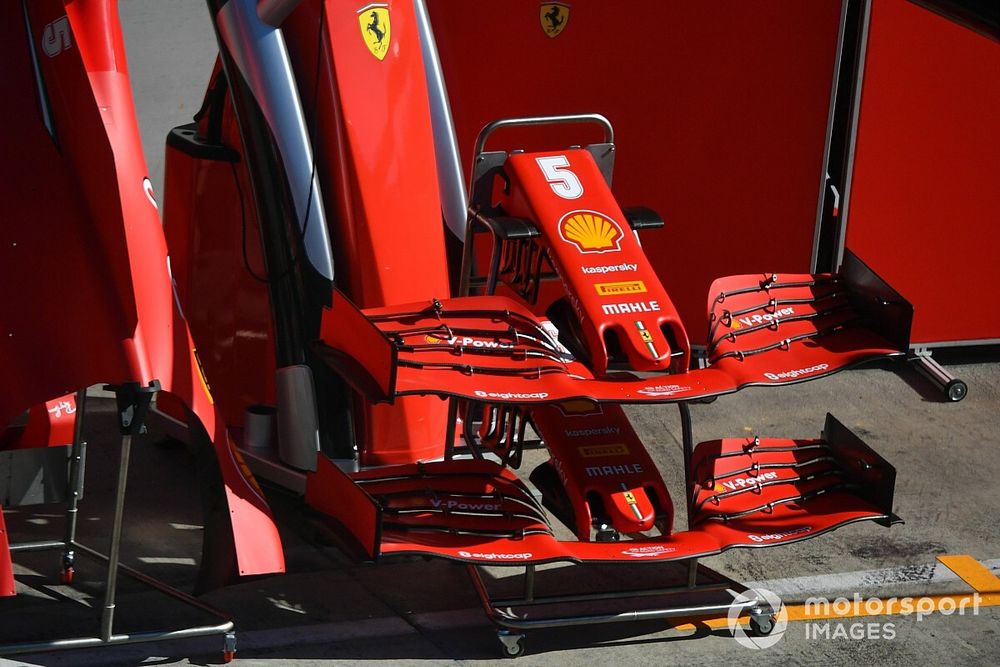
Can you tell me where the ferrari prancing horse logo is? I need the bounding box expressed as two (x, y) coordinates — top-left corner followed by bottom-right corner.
(358, 3), (391, 60)
(540, 2), (570, 38)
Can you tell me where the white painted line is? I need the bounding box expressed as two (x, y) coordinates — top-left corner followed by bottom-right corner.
(167, 522), (203, 531)
(136, 557), (197, 566)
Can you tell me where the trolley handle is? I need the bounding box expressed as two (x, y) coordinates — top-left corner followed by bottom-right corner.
(473, 113), (614, 157)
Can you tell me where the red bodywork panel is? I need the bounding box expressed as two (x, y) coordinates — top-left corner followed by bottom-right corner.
(501, 150), (690, 375)
(0, 396), (77, 452)
(169, 0), (454, 464)
(163, 102), (279, 426)
(299, 0), (452, 464)
(844, 0), (1000, 343)
(0, 0), (283, 587)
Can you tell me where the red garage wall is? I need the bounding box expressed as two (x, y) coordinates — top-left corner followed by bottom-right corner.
(427, 0), (844, 341)
(844, 0), (1000, 345)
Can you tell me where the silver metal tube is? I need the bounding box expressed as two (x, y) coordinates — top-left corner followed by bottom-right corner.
(913, 354), (968, 402)
(100, 433), (133, 642)
(473, 113), (614, 158)
(490, 580), (732, 608)
(8, 540), (69, 552)
(62, 389), (87, 568)
(490, 599), (756, 631)
(413, 0), (468, 239)
(0, 621), (234, 655)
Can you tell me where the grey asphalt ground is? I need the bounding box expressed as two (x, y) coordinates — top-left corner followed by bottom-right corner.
(3, 353), (1000, 665)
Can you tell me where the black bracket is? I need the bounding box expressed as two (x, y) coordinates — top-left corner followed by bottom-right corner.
(103, 380), (161, 436)
(622, 206), (665, 231)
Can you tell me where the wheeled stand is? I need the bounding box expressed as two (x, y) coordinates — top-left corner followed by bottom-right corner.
(468, 559), (775, 658)
(1, 384), (238, 663)
(462, 403), (776, 658)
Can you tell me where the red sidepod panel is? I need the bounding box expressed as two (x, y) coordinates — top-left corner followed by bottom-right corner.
(1, 1), (282, 578)
(427, 0), (843, 332)
(1, 1), (134, 426)
(285, 0), (452, 464)
(162, 81), (279, 431)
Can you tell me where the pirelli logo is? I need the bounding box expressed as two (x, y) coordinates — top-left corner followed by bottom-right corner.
(579, 443), (630, 458)
(594, 280), (647, 296)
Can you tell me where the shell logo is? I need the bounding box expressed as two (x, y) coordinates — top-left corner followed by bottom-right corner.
(558, 210), (624, 254)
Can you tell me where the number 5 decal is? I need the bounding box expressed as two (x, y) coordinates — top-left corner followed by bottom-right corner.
(536, 155), (583, 199)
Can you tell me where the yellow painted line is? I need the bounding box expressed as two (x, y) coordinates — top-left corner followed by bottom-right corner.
(937, 555), (1000, 593)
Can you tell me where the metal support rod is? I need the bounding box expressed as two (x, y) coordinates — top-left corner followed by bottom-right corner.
(524, 565), (535, 603)
(678, 403), (700, 587)
(62, 389), (87, 570)
(490, 580), (733, 608)
(912, 353), (967, 402)
(485, 239), (502, 296)
(458, 213), (478, 297)
(678, 401), (695, 520)
(74, 542), (236, 619)
(0, 620), (235, 655)
(444, 399), (458, 460)
(100, 432), (133, 642)
(8, 540), (71, 553)
(486, 599), (755, 631)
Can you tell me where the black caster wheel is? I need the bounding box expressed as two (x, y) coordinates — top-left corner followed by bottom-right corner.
(945, 379), (968, 402)
(749, 609), (776, 636)
(498, 631), (525, 658)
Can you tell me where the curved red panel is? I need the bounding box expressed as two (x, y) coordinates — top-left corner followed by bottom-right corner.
(1, 0), (283, 578)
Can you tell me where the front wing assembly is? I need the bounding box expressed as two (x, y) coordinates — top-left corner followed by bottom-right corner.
(306, 414), (898, 565)
(316, 258), (910, 406)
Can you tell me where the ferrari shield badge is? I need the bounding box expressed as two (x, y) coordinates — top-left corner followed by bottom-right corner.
(358, 3), (391, 60)
(540, 2), (570, 38)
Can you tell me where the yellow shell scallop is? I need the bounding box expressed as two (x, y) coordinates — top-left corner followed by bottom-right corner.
(561, 213), (621, 250)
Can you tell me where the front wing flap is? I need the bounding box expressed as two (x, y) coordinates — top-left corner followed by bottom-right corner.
(305, 414), (898, 565)
(316, 267), (909, 406)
